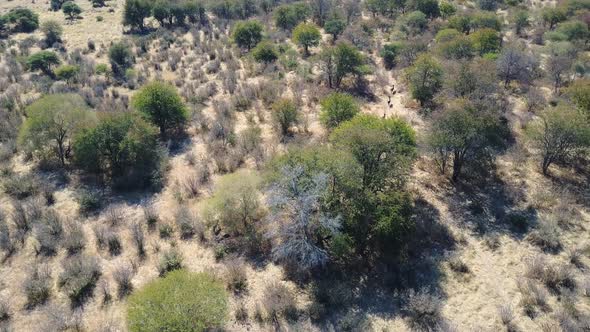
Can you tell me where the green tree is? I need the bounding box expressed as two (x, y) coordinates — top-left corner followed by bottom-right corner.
(380, 43), (402, 69)
(251, 40), (278, 64)
(271, 98), (299, 137)
(292, 22), (321, 55)
(62, 1), (82, 21)
(427, 99), (507, 181)
(513, 11), (529, 36)
(27, 51), (61, 78)
(470, 28), (502, 55)
(5, 8), (39, 33)
(439, 1), (456, 18)
(109, 42), (134, 78)
(73, 113), (164, 189)
(330, 114), (416, 191)
(542, 7), (567, 30)
(411, 0), (439, 18)
(319, 92), (360, 129)
(40, 20), (63, 46)
(123, 0), (152, 31)
(54, 64), (80, 82)
(274, 3), (309, 30)
(18, 94), (95, 166)
(232, 20), (263, 50)
(405, 54), (443, 106)
(202, 170), (262, 235)
(565, 79), (590, 116)
(132, 81), (188, 136)
(526, 105), (590, 175)
(324, 18), (346, 42)
(448, 14), (472, 34)
(152, 0), (172, 26)
(321, 42), (366, 88)
(127, 270), (228, 332)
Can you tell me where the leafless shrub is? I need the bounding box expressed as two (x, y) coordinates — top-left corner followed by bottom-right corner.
(0, 297), (10, 322)
(174, 205), (202, 240)
(98, 278), (111, 305)
(130, 222), (145, 258)
(0, 217), (16, 257)
(181, 173), (200, 199)
(526, 218), (561, 252)
(44, 304), (84, 332)
(405, 289), (444, 330)
(62, 221), (86, 255)
(112, 264), (134, 298)
(58, 254), (101, 305)
(448, 256), (469, 274)
(143, 204), (159, 230)
(23, 264), (52, 308)
(34, 210), (64, 255)
(498, 304), (516, 331)
(517, 278), (548, 317)
(262, 281), (297, 321)
(235, 301), (248, 322)
(567, 247), (584, 269)
(106, 232), (122, 256)
(12, 201), (31, 243)
(103, 205), (125, 227)
(224, 257), (248, 294)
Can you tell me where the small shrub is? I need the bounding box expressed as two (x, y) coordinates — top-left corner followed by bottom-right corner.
(527, 219), (561, 252)
(113, 264), (134, 298)
(77, 190), (103, 215)
(23, 265), (52, 308)
(34, 210), (64, 255)
(127, 270), (228, 332)
(405, 289), (443, 330)
(63, 221), (86, 255)
(235, 301), (248, 322)
(58, 254), (101, 304)
(224, 258), (248, 294)
(498, 304), (515, 330)
(130, 222), (145, 257)
(106, 232), (122, 256)
(143, 204), (159, 230)
(262, 281), (297, 321)
(517, 278), (548, 317)
(448, 256), (469, 274)
(3, 173), (39, 199)
(0, 297), (10, 322)
(158, 248), (183, 276)
(506, 212), (529, 232)
(175, 206), (199, 239)
(158, 223), (173, 239)
(104, 205), (124, 227)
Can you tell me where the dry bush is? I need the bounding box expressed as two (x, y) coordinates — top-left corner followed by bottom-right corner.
(11, 201), (32, 243)
(404, 289), (444, 331)
(448, 256), (470, 274)
(517, 278), (549, 317)
(142, 204), (159, 230)
(0, 217), (16, 258)
(158, 248), (183, 276)
(98, 279), (112, 305)
(158, 223), (174, 239)
(34, 210), (64, 256)
(526, 218), (561, 252)
(181, 173), (200, 199)
(112, 264), (134, 298)
(58, 254), (101, 305)
(224, 257), (248, 294)
(103, 205), (125, 227)
(63, 220), (86, 255)
(130, 222), (145, 258)
(2, 173), (40, 199)
(498, 304), (516, 331)
(23, 264), (52, 308)
(235, 301), (248, 322)
(0, 297), (9, 322)
(43, 304), (84, 332)
(262, 281), (297, 321)
(175, 205), (202, 240)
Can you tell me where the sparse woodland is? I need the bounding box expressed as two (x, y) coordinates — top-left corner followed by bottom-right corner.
(0, 0), (589, 331)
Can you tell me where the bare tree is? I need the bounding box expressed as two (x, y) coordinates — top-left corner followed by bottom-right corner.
(266, 165), (341, 273)
(496, 47), (539, 87)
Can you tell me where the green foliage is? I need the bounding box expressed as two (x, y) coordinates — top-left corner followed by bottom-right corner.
(405, 54), (443, 106)
(427, 99), (508, 181)
(202, 170), (262, 234)
(470, 28), (502, 55)
(132, 81), (188, 136)
(330, 114), (416, 191)
(40, 20), (63, 46)
(319, 42), (366, 88)
(271, 98), (298, 137)
(380, 43), (402, 69)
(470, 12), (502, 31)
(18, 94), (95, 166)
(401, 11), (428, 36)
(127, 270), (228, 332)
(526, 104), (590, 174)
(437, 34), (474, 60)
(513, 11), (529, 35)
(439, 1), (456, 18)
(62, 1), (82, 20)
(319, 92), (360, 129)
(324, 18), (346, 41)
(233, 20), (263, 50)
(448, 14), (472, 34)
(542, 7), (567, 29)
(565, 79), (590, 116)
(411, 0), (439, 18)
(73, 113), (165, 189)
(554, 20), (589, 42)
(123, 0), (152, 30)
(4, 8), (39, 33)
(251, 40), (278, 63)
(109, 42), (134, 78)
(26, 51), (61, 77)
(292, 22), (321, 55)
(274, 2), (309, 30)
(158, 248), (183, 275)
(54, 64), (80, 82)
